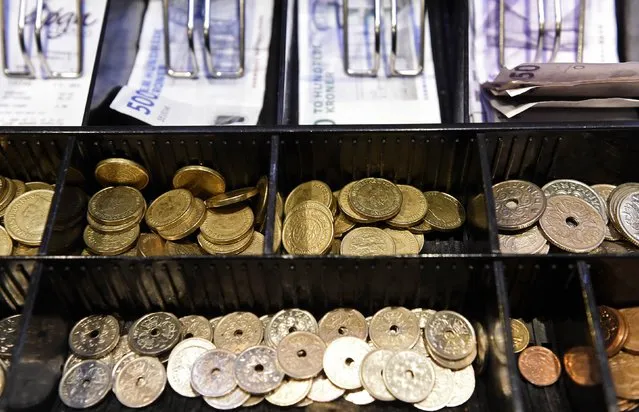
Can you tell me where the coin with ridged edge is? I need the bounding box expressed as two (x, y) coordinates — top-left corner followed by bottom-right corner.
(157, 198), (207, 241)
(493, 180), (546, 231)
(323, 336), (371, 390)
(617, 191), (639, 247)
(543, 179), (607, 223)
(172, 165), (225, 198)
(200, 205), (254, 245)
(69, 315), (120, 359)
(83, 225), (140, 256)
(422, 191), (465, 231)
(369, 306), (420, 350)
(145, 189), (193, 231)
(214, 312), (263, 353)
(348, 178), (402, 221)
(58, 360), (112, 409)
(318, 308), (368, 344)
(4, 189), (53, 246)
(128, 312), (182, 356)
(511, 319), (530, 353)
(383, 228), (420, 254)
(205, 187), (259, 208)
(165, 240), (205, 256)
(387, 185), (428, 228)
(341, 227), (396, 256)
(88, 186), (146, 226)
(253, 176), (269, 227)
(198, 230), (254, 255)
(190, 349), (237, 397)
(113, 356), (166, 408)
(167, 338), (215, 397)
(276, 331), (326, 379)
(383, 350), (435, 403)
(95, 158), (149, 190)
(234, 345), (285, 394)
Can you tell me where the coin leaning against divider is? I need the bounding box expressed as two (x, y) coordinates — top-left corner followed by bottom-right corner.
(94, 158), (149, 190)
(205, 186), (259, 208)
(422, 191), (466, 231)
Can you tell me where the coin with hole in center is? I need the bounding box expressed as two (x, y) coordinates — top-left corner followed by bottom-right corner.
(543, 179), (607, 223)
(265, 376), (312, 407)
(58, 360), (112, 409)
(179, 315), (213, 341)
(414, 360), (455, 411)
(214, 312), (263, 353)
(359, 349), (396, 401)
(128, 312), (182, 356)
(113, 356), (166, 408)
(69, 315), (120, 359)
(307, 374), (345, 402)
(190, 349), (237, 397)
(234, 345), (284, 394)
(425, 311), (476, 361)
(369, 307), (420, 350)
(276, 331), (326, 379)
(318, 308), (368, 344)
(383, 350), (435, 403)
(446, 365), (476, 407)
(344, 388), (376, 405)
(266, 309), (318, 348)
(493, 180), (546, 231)
(323, 336), (371, 390)
(167, 338), (215, 397)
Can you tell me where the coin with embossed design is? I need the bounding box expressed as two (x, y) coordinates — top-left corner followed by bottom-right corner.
(609, 351), (639, 399)
(113, 356), (166, 408)
(172, 165), (225, 198)
(493, 180), (546, 231)
(383, 350), (435, 403)
(95, 158), (149, 190)
(348, 178), (402, 221)
(190, 349), (237, 397)
(563, 346), (599, 386)
(499, 226), (547, 254)
(112, 352), (140, 380)
(265, 376), (312, 406)
(165, 240), (205, 256)
(383, 228), (420, 254)
(617, 191), (639, 247)
(167, 338), (215, 397)
(341, 227), (396, 256)
(277, 331), (326, 379)
(128, 312), (182, 356)
(266, 309), (318, 347)
(0, 226), (12, 256)
(414, 360), (455, 411)
(422, 191), (466, 231)
(599, 305), (628, 357)
(200, 205), (254, 245)
(334, 210), (356, 237)
(198, 230), (254, 255)
(425, 310), (476, 361)
(359, 349), (396, 401)
(234, 345), (285, 394)
(518, 346), (561, 386)
(539, 195), (605, 253)
(4, 190), (53, 246)
(0, 315), (21, 358)
(69, 315), (120, 359)
(137, 233), (165, 257)
(285, 180), (333, 216)
(83, 225), (140, 256)
(88, 186), (146, 227)
(427, 341), (477, 370)
(318, 308), (368, 344)
(214, 312), (263, 353)
(282, 204), (333, 255)
(337, 182), (374, 223)
(510, 319), (530, 353)
(58, 360), (112, 409)
(307, 374), (345, 402)
(620, 307), (639, 355)
(157, 198), (206, 241)
(543, 179), (607, 222)
(145, 189), (193, 231)
(323, 336), (371, 390)
(369, 306), (420, 350)
(387, 185), (428, 228)
(239, 232), (265, 255)
(179, 315), (213, 341)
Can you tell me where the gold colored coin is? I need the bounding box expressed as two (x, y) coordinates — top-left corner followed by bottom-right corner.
(83, 225), (140, 256)
(25, 181), (53, 192)
(422, 191), (466, 231)
(341, 227), (396, 256)
(87, 212), (142, 235)
(172, 165), (226, 199)
(387, 185), (428, 228)
(253, 176), (269, 227)
(337, 183), (373, 224)
(4, 190), (53, 246)
(414, 233), (424, 251)
(331, 191), (339, 216)
(282, 205), (333, 255)
(609, 351), (639, 400)
(165, 240), (205, 256)
(145, 189), (193, 230)
(348, 178), (402, 221)
(333, 211), (355, 238)
(200, 205), (254, 245)
(276, 193), (284, 219)
(95, 158), (150, 190)
(0, 178), (17, 215)
(383, 228), (420, 254)
(0, 225), (12, 256)
(137, 233), (166, 257)
(239, 232), (265, 255)
(329, 239), (341, 255)
(289, 200), (333, 222)
(12, 180), (26, 198)
(12, 243), (38, 256)
(284, 181), (333, 216)
(198, 230), (254, 255)
(54, 187), (88, 231)
(157, 198), (206, 241)
(205, 187), (258, 208)
(510, 319), (530, 353)
(273, 215), (282, 252)
(88, 186), (146, 227)
(409, 220), (434, 234)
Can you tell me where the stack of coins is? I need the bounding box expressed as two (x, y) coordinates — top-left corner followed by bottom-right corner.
(0, 175), (56, 256)
(58, 307), (478, 410)
(495, 179), (639, 254)
(282, 179), (466, 255)
(0, 314), (20, 398)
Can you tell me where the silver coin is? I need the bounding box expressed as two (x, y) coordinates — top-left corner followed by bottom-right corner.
(427, 343), (477, 370)
(243, 395), (264, 407)
(112, 351), (140, 381)
(323, 336), (371, 390)
(179, 315), (213, 341)
(542, 179), (607, 223)
(609, 183), (639, 227)
(369, 306), (420, 350)
(383, 350), (435, 403)
(63, 354), (85, 374)
(234, 345), (285, 394)
(617, 191), (639, 247)
(0, 315), (21, 358)
(604, 223), (623, 242)
(113, 356), (166, 408)
(414, 360), (455, 410)
(359, 349), (396, 401)
(210, 316), (222, 332)
(58, 360), (112, 409)
(128, 312), (181, 356)
(493, 180), (546, 230)
(473, 321), (489, 375)
(412, 308), (436, 330)
(412, 335), (430, 356)
(446, 365), (476, 407)
(166, 337), (215, 397)
(190, 349), (237, 397)
(296, 398), (314, 407)
(266, 309), (318, 347)
(307, 374), (345, 402)
(344, 388), (375, 405)
(108, 334), (132, 365)
(277, 331), (326, 379)
(214, 312), (263, 353)
(498, 225), (547, 254)
(204, 386), (251, 410)
(425, 310), (476, 361)
(265, 376), (312, 406)
(318, 308), (368, 343)
(69, 315), (120, 359)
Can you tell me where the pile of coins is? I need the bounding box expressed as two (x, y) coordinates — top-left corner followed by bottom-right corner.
(58, 307), (478, 410)
(0, 176), (56, 256)
(0, 314), (21, 397)
(495, 179), (639, 254)
(76, 158), (269, 256)
(282, 179), (466, 255)
(600, 305), (639, 410)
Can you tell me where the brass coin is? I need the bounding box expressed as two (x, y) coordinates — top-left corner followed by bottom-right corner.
(276, 192), (284, 219)
(4, 190), (53, 246)
(200, 205), (254, 245)
(0, 178), (17, 215)
(95, 158), (149, 190)
(165, 240), (205, 256)
(333, 210), (355, 237)
(331, 191), (339, 216)
(197, 230), (254, 255)
(493, 180), (546, 231)
(337, 182), (372, 223)
(54, 187), (88, 230)
(609, 351), (639, 400)
(620, 308), (639, 355)
(340, 227), (395, 256)
(329, 239), (341, 255)
(12, 243), (38, 256)
(87, 212), (142, 235)
(253, 176), (269, 227)
(288, 200), (333, 222)
(25, 181), (53, 192)
(414, 233), (424, 251)
(0, 226), (12, 256)
(137, 233), (166, 257)
(172, 165), (225, 198)
(273, 215), (282, 252)
(409, 220), (434, 234)
(214, 312), (263, 353)
(238, 232), (265, 255)
(12, 180), (26, 198)
(284, 180), (333, 216)
(145, 189), (193, 231)
(510, 319), (529, 353)
(88, 186), (146, 227)
(387, 185), (428, 228)
(422, 191), (466, 231)
(318, 308), (368, 344)
(539, 195), (605, 253)
(369, 307), (420, 350)
(205, 187), (258, 208)
(383, 228), (420, 254)
(157, 198), (206, 241)
(348, 178), (402, 221)
(83, 225), (140, 256)
(518, 346), (561, 387)
(563, 346), (599, 386)
(282, 205), (333, 255)
(276, 331), (326, 379)
(600, 305), (628, 357)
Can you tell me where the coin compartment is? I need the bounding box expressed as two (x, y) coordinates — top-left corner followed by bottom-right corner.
(278, 129), (493, 254)
(500, 257), (616, 411)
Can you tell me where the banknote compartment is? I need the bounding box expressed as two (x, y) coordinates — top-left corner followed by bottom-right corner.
(500, 257), (616, 412)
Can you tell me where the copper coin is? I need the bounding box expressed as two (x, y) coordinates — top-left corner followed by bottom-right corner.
(517, 346), (561, 387)
(599, 305), (628, 357)
(563, 346), (600, 386)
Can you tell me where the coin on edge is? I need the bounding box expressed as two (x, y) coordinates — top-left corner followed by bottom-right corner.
(276, 331), (326, 379)
(620, 307), (639, 354)
(205, 187), (259, 208)
(190, 349), (237, 397)
(265, 376), (312, 407)
(318, 308), (368, 344)
(234, 345), (285, 394)
(167, 338), (216, 397)
(493, 180), (546, 231)
(563, 346), (599, 386)
(0, 226), (12, 256)
(323, 336), (371, 390)
(95, 158), (149, 190)
(172, 165), (226, 198)
(383, 350), (435, 403)
(128, 312), (182, 356)
(510, 319), (530, 353)
(359, 349), (396, 401)
(113, 356), (166, 408)
(58, 360), (112, 409)
(518, 346), (562, 386)
(422, 191), (465, 231)
(369, 306), (420, 350)
(69, 315), (120, 359)
(599, 305), (628, 357)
